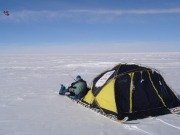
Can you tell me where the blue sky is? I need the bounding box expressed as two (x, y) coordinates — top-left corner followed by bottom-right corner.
(1, 0), (180, 54)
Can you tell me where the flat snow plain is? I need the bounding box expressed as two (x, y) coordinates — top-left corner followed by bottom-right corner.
(0, 52), (180, 135)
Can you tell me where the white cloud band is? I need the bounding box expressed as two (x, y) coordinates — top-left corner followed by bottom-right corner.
(1, 8), (180, 22)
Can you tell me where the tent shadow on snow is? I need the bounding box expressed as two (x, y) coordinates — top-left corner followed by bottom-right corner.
(82, 63), (180, 120)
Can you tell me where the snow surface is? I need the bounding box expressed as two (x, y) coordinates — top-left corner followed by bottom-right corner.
(0, 52), (180, 135)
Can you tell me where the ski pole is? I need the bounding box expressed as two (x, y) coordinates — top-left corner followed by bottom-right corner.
(67, 73), (76, 81)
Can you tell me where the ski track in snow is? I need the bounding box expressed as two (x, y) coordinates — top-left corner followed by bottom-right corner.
(156, 118), (180, 130)
(0, 53), (180, 135)
(123, 124), (153, 135)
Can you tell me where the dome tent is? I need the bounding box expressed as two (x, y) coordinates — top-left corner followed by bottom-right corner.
(82, 63), (180, 120)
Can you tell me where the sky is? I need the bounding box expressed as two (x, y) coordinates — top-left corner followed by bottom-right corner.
(0, 0), (180, 54)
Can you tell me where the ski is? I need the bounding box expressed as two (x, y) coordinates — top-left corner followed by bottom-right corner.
(65, 96), (128, 123)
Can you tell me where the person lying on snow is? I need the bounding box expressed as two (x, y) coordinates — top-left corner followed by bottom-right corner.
(59, 75), (89, 100)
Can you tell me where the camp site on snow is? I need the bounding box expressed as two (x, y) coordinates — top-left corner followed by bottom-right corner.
(59, 63), (180, 123)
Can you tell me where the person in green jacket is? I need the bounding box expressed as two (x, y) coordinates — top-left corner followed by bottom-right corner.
(68, 75), (88, 99)
(59, 75), (89, 99)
